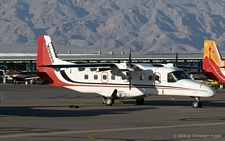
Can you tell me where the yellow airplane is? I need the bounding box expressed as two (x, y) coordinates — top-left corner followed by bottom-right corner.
(190, 74), (222, 89)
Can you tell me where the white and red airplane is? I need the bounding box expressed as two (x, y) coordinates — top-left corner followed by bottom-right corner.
(36, 35), (215, 108)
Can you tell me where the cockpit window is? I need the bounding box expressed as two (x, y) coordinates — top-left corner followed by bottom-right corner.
(168, 73), (176, 82)
(168, 71), (190, 82)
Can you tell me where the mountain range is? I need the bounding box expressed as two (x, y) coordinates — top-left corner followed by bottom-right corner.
(1, 0), (225, 54)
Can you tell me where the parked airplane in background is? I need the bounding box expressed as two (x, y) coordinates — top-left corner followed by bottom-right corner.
(199, 40), (225, 84)
(0, 65), (7, 103)
(190, 74), (221, 89)
(4, 71), (39, 85)
(35, 35), (215, 108)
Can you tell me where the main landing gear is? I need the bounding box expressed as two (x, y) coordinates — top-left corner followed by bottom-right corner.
(102, 89), (117, 106)
(102, 96), (115, 106)
(191, 97), (202, 108)
(102, 89), (146, 106)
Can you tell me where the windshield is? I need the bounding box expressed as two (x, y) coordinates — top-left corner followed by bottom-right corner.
(168, 71), (190, 82)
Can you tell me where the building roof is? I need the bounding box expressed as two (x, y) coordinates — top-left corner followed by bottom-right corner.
(0, 53), (203, 61)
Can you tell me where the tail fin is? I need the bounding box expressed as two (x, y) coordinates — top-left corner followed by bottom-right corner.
(202, 40), (225, 82)
(36, 35), (58, 71)
(203, 40), (225, 72)
(36, 35), (70, 71)
(36, 35), (70, 85)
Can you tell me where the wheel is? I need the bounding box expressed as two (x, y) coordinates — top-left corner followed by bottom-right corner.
(136, 98), (145, 105)
(106, 97), (114, 106)
(102, 96), (106, 104)
(192, 101), (200, 108)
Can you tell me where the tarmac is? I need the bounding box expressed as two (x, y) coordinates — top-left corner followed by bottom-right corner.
(0, 84), (224, 141)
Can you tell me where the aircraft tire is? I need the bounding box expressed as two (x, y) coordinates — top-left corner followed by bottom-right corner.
(192, 101), (201, 108)
(106, 97), (114, 106)
(136, 98), (145, 105)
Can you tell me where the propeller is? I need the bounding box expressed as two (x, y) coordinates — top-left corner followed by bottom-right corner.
(127, 51), (132, 90)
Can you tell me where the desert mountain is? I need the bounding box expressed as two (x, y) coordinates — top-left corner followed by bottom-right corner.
(1, 0), (225, 54)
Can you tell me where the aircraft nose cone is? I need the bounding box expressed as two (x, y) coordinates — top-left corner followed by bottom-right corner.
(201, 84), (216, 97)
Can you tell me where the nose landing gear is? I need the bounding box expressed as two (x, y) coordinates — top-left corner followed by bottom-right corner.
(191, 97), (202, 108)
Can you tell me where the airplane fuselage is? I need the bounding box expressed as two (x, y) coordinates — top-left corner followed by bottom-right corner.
(47, 64), (215, 99)
(36, 35), (215, 107)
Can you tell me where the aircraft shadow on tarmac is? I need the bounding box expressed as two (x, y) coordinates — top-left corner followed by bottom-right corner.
(0, 106), (155, 117)
(0, 100), (224, 117)
(127, 100), (225, 108)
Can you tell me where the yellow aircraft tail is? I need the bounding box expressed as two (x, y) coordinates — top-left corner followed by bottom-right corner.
(203, 40), (225, 83)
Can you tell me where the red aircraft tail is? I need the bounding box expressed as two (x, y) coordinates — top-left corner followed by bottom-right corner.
(203, 40), (225, 83)
(36, 35), (65, 85)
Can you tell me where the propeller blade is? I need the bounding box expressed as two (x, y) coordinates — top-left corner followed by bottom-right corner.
(128, 51), (132, 90)
(175, 52), (178, 67)
(128, 51), (131, 68)
(128, 75), (132, 90)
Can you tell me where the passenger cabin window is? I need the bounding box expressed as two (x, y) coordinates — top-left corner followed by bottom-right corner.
(140, 75), (144, 80)
(84, 74), (88, 79)
(111, 75), (115, 80)
(148, 75), (153, 81)
(94, 75), (98, 80)
(154, 75), (160, 81)
(103, 75), (107, 80)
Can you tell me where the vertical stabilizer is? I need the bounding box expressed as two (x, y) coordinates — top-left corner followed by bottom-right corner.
(203, 40), (225, 72)
(36, 35), (58, 71)
(202, 40), (225, 83)
(36, 35), (69, 85)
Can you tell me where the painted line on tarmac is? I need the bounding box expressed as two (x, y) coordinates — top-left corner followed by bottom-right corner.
(1, 122), (225, 139)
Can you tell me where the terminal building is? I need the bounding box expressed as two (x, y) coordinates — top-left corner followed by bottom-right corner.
(0, 52), (203, 71)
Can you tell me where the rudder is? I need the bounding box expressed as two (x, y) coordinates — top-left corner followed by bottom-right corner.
(203, 40), (225, 71)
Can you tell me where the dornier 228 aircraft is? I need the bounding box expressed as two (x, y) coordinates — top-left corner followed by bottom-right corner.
(36, 35), (215, 108)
